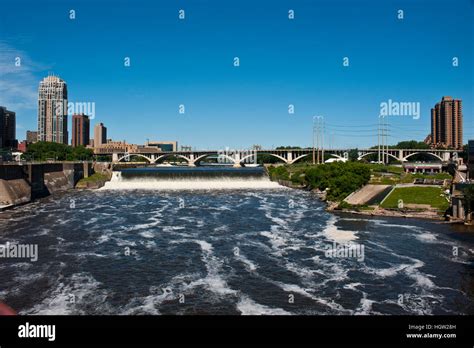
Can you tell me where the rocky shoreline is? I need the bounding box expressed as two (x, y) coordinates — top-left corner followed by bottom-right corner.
(331, 206), (445, 221)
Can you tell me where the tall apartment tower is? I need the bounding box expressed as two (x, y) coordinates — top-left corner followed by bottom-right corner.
(72, 114), (90, 147)
(38, 75), (68, 144)
(94, 123), (107, 147)
(0, 106), (17, 149)
(431, 96), (463, 149)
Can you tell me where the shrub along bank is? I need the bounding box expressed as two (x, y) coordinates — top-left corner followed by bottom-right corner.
(267, 162), (371, 202)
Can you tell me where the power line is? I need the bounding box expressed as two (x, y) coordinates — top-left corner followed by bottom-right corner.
(325, 123), (378, 128)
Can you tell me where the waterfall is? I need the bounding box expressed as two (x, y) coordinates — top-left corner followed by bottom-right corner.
(101, 167), (283, 190)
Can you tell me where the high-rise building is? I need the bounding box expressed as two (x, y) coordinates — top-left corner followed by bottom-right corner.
(0, 106), (17, 149)
(94, 123), (107, 147)
(38, 75), (68, 144)
(72, 114), (90, 147)
(26, 130), (38, 144)
(431, 96), (463, 149)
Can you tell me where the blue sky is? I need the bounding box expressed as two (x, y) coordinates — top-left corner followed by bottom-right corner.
(0, 0), (472, 149)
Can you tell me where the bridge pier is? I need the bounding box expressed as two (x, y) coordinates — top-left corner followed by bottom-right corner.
(398, 150), (404, 162)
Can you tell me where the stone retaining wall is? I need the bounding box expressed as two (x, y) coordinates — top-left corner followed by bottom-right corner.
(0, 162), (92, 207)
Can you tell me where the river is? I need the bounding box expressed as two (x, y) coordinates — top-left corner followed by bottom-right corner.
(0, 167), (473, 315)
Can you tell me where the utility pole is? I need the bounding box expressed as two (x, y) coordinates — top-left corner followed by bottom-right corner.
(378, 116), (381, 164)
(381, 115), (384, 165)
(313, 116), (324, 164)
(386, 117), (388, 164)
(321, 118), (325, 164)
(379, 115), (389, 165)
(380, 115), (386, 165)
(316, 119), (319, 165)
(312, 116), (316, 165)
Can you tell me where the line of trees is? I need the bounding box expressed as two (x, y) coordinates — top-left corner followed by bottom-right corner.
(268, 162), (371, 201)
(23, 142), (94, 161)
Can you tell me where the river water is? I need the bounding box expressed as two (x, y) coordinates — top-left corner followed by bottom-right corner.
(0, 167), (473, 315)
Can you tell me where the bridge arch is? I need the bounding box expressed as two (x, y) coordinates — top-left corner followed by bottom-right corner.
(289, 153), (310, 164)
(193, 153), (236, 165)
(116, 154), (154, 163)
(329, 153), (346, 160)
(154, 153), (192, 164)
(357, 151), (400, 162)
(240, 152), (288, 165)
(402, 152), (443, 162)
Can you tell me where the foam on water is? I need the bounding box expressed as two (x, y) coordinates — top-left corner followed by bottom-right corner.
(237, 296), (291, 315)
(415, 232), (438, 243)
(139, 231), (155, 238)
(22, 273), (109, 315)
(260, 231), (288, 249)
(355, 295), (377, 315)
(323, 215), (358, 243)
(187, 240), (237, 296)
(235, 253), (258, 272)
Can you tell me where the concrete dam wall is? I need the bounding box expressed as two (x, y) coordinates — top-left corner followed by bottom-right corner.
(0, 162), (92, 207)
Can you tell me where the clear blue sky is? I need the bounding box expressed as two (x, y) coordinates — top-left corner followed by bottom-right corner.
(0, 0), (472, 149)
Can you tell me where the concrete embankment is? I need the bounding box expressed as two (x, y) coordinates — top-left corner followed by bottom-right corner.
(344, 184), (392, 205)
(0, 162), (93, 209)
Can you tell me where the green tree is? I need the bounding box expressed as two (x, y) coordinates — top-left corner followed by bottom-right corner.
(462, 185), (474, 216)
(25, 142), (93, 161)
(348, 148), (359, 161)
(391, 140), (429, 149)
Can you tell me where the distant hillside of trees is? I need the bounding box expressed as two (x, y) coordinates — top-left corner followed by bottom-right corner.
(370, 140), (429, 150)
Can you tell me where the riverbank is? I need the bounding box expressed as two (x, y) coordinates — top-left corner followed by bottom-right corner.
(269, 163), (451, 222)
(330, 205), (444, 220)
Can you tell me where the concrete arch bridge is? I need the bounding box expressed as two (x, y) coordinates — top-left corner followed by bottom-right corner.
(109, 148), (459, 166)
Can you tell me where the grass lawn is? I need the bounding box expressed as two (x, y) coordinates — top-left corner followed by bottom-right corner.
(381, 186), (449, 211)
(411, 173), (452, 180)
(370, 175), (400, 185)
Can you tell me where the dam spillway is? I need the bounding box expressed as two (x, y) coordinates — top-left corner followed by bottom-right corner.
(101, 166), (283, 190)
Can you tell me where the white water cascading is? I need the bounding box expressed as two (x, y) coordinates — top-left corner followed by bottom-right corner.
(100, 169), (283, 190)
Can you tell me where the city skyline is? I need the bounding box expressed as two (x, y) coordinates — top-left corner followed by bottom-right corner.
(0, 0), (472, 149)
